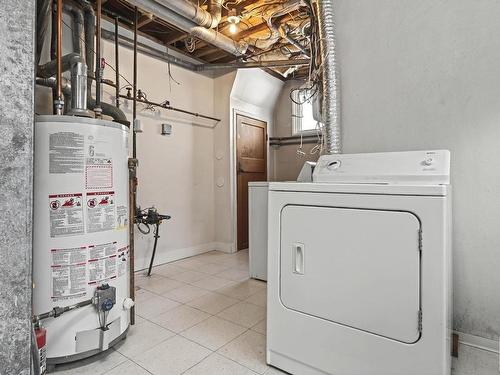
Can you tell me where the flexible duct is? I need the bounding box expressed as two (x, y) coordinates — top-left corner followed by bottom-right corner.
(126, 0), (247, 56)
(316, 0), (341, 154)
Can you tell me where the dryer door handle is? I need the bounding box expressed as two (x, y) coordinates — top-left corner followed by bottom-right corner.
(293, 243), (305, 275)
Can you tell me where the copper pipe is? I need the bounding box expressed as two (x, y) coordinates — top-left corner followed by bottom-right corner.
(56, 0), (63, 114)
(132, 6), (138, 159)
(114, 17), (120, 109)
(95, 0), (102, 116)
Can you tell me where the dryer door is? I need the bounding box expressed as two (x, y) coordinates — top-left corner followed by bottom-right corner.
(280, 205), (421, 343)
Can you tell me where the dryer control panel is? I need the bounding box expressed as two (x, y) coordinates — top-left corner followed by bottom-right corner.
(313, 150), (450, 185)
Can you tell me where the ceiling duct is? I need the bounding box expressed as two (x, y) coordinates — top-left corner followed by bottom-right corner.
(166, 0), (223, 29)
(126, 0), (247, 56)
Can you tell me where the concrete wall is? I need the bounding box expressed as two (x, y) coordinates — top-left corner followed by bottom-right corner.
(334, 0), (500, 371)
(0, 1), (35, 374)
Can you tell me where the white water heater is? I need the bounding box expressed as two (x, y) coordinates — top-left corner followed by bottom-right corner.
(33, 115), (131, 364)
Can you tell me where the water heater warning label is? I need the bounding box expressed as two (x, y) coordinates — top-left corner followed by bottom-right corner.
(49, 132), (84, 174)
(51, 263), (87, 301)
(88, 255), (117, 284)
(51, 246), (87, 301)
(49, 194), (84, 237)
(86, 192), (115, 232)
(85, 165), (113, 189)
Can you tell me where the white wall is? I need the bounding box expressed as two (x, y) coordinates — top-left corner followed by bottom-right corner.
(212, 69), (283, 252)
(100, 40), (218, 269)
(273, 80), (320, 181)
(333, 0), (500, 371)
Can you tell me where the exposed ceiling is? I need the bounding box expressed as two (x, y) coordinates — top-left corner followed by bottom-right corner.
(100, 0), (312, 78)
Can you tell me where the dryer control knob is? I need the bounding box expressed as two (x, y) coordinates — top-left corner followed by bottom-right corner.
(423, 157), (433, 166)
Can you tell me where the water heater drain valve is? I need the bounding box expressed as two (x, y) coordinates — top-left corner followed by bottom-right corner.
(93, 284), (116, 312)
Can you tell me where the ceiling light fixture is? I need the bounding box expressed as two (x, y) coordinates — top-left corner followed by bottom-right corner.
(227, 9), (240, 34)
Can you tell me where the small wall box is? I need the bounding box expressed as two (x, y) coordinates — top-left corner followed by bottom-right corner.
(162, 123), (172, 136)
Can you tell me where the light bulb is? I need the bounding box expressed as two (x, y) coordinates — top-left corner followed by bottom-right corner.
(229, 22), (238, 34)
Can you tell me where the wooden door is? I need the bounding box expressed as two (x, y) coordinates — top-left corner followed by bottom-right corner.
(236, 114), (267, 251)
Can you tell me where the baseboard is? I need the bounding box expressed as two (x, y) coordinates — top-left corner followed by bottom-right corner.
(134, 242), (219, 271)
(212, 241), (235, 253)
(455, 331), (499, 354)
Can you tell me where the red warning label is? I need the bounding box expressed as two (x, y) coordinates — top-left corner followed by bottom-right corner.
(49, 193), (84, 238)
(86, 191), (115, 233)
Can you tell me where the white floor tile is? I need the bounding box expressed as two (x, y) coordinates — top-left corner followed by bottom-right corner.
(171, 258), (206, 270)
(134, 287), (157, 304)
(217, 330), (268, 374)
(153, 263), (187, 277)
(251, 319), (266, 335)
(218, 301), (266, 328)
(104, 359), (151, 375)
(216, 279), (265, 300)
(184, 353), (258, 375)
(134, 335), (211, 375)
(215, 268), (250, 282)
(150, 304), (210, 333)
(136, 275), (185, 294)
(169, 270), (207, 283)
(191, 275), (235, 291)
(245, 289), (267, 307)
(114, 320), (175, 359)
(135, 295), (180, 319)
(263, 366), (290, 374)
(195, 262), (232, 275)
(162, 284), (210, 303)
(187, 291), (240, 315)
(53, 349), (127, 375)
(181, 316), (247, 350)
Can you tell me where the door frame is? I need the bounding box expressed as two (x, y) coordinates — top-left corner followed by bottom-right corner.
(230, 109), (270, 253)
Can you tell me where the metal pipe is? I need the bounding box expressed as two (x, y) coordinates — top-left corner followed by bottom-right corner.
(38, 53), (92, 117)
(316, 0), (341, 154)
(95, 0), (102, 116)
(77, 0), (95, 106)
(36, 0), (51, 65)
(198, 58), (310, 70)
(166, 0), (222, 29)
(63, 3), (85, 60)
(128, 159), (138, 326)
(101, 29), (196, 71)
(56, 0), (63, 114)
(102, 28), (308, 72)
(125, 0), (247, 56)
(133, 6), (138, 159)
(119, 94), (220, 122)
(36, 76), (72, 111)
(115, 17), (121, 108)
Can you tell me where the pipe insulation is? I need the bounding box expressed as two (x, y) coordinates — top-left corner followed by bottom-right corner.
(125, 0), (247, 56)
(316, 0), (341, 154)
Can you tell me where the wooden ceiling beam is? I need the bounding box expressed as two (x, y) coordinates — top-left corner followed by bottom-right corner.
(194, 46), (219, 58)
(137, 14), (155, 29)
(234, 14), (292, 41)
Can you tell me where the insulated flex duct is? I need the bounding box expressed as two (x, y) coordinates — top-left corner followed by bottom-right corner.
(316, 0), (341, 154)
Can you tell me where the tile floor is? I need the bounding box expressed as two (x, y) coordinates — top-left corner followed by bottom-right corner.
(53, 250), (287, 375)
